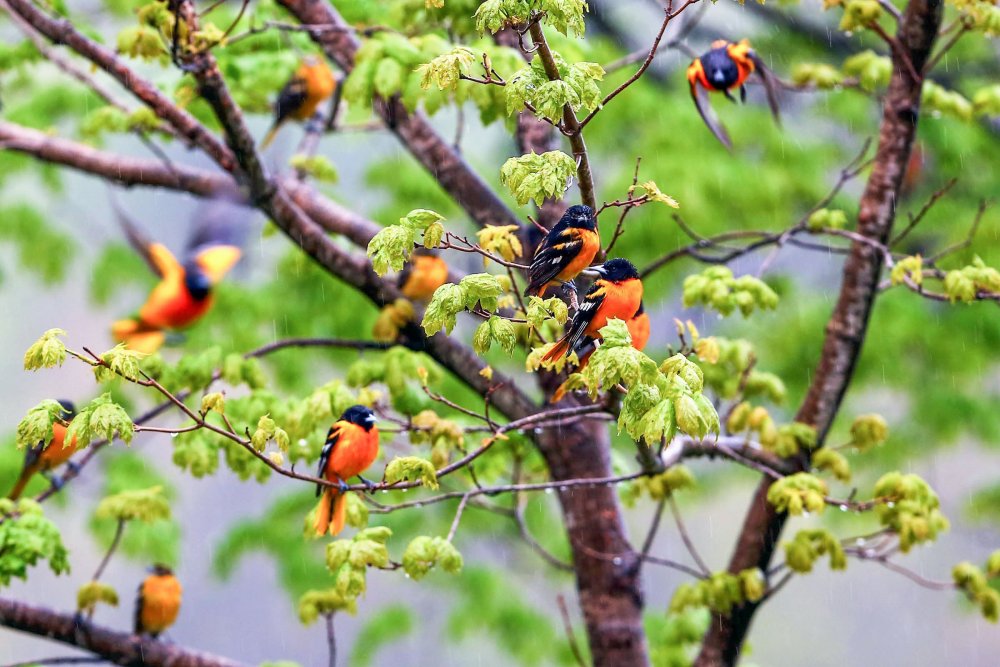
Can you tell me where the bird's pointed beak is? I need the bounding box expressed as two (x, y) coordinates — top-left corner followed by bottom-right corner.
(592, 265), (609, 277)
(365, 414), (378, 426)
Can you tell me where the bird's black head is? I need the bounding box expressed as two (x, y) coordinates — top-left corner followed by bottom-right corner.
(701, 46), (740, 90)
(594, 258), (640, 282)
(56, 400), (76, 421)
(559, 205), (597, 230)
(183, 262), (213, 301)
(149, 563), (174, 576)
(340, 405), (378, 431)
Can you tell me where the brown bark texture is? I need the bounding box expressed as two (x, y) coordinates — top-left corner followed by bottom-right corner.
(694, 1), (943, 664)
(0, 597), (247, 667)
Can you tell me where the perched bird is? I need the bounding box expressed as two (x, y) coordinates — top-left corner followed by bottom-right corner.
(398, 248), (448, 302)
(542, 258), (644, 363)
(552, 303), (650, 403)
(260, 56), (338, 149)
(314, 406), (380, 537)
(111, 194), (246, 354)
(524, 205), (601, 297)
(7, 400), (77, 500)
(134, 564), (182, 638)
(687, 39), (780, 149)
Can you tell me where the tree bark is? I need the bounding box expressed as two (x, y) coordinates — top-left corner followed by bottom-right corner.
(0, 597), (246, 667)
(694, 1), (943, 665)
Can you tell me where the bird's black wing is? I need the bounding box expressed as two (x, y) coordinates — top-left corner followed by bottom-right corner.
(749, 52), (782, 124)
(690, 81), (732, 150)
(562, 282), (607, 353)
(315, 424), (342, 497)
(133, 580), (145, 634)
(108, 188), (163, 278)
(526, 226), (585, 295)
(274, 76), (309, 125)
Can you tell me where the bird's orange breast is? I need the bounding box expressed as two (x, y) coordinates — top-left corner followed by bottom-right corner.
(585, 279), (644, 339)
(292, 62), (337, 120)
(139, 574), (182, 634)
(138, 276), (213, 330)
(556, 229), (601, 282)
(324, 423), (380, 482)
(627, 311), (651, 351)
(37, 423), (78, 470)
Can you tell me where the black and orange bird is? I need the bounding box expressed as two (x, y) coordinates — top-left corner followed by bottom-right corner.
(686, 39), (781, 149)
(134, 564), (182, 638)
(542, 258), (644, 363)
(260, 56), (338, 149)
(552, 303), (650, 402)
(314, 405), (380, 537)
(7, 400), (77, 500)
(398, 248), (448, 302)
(524, 205), (601, 297)
(111, 195), (246, 354)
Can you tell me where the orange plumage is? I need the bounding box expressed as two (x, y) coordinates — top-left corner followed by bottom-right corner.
(399, 250), (448, 302)
(552, 303), (650, 403)
(111, 198), (244, 355)
(686, 39), (780, 149)
(314, 406), (380, 537)
(261, 57), (337, 149)
(543, 259), (644, 363)
(135, 565), (182, 638)
(8, 401), (77, 500)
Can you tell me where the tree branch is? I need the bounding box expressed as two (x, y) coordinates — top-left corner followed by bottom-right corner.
(0, 597), (246, 667)
(694, 0), (944, 663)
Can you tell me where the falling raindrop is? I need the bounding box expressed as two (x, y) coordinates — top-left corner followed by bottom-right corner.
(545, 488), (554, 495)
(612, 556), (622, 565)
(170, 433), (179, 439)
(839, 504), (849, 511)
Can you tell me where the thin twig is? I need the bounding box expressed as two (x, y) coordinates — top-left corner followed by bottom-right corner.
(91, 519), (126, 583)
(668, 495), (711, 576)
(325, 613), (337, 667)
(556, 594), (588, 667)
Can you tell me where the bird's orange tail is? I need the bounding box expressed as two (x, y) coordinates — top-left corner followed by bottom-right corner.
(313, 489), (348, 537)
(7, 467), (34, 501)
(551, 381), (571, 404)
(542, 337), (571, 364)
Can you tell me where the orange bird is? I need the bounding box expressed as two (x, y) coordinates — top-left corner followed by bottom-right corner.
(543, 258), (644, 363)
(687, 39), (780, 149)
(261, 56), (338, 149)
(398, 248), (448, 302)
(134, 564), (182, 638)
(552, 302), (650, 402)
(525, 205), (601, 297)
(7, 400), (77, 500)
(314, 405), (380, 537)
(111, 194), (245, 354)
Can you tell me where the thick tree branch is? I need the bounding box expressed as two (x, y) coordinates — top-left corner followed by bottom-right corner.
(694, 0), (944, 664)
(0, 597), (245, 667)
(2, 0), (235, 171)
(276, 0), (522, 229)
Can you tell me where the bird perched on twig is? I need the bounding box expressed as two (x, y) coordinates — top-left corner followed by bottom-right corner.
(524, 205), (601, 297)
(134, 564), (182, 639)
(687, 39), (781, 149)
(111, 193), (247, 354)
(6, 400), (77, 500)
(314, 405), (380, 537)
(543, 258), (644, 363)
(261, 56), (338, 149)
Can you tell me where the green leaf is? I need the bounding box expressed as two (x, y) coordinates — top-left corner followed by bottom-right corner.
(384, 456), (439, 489)
(500, 151), (576, 206)
(201, 392), (226, 415)
(65, 394), (134, 448)
(15, 400), (66, 450)
(873, 472), (949, 552)
(77, 581), (119, 613)
(0, 499), (70, 585)
(850, 414), (888, 451)
(290, 155), (339, 183)
(298, 588), (357, 624)
(417, 46), (477, 90)
(23, 328), (67, 370)
(401, 535), (464, 580)
(682, 267), (779, 317)
(812, 448), (851, 482)
(94, 485), (170, 523)
(95, 343), (146, 382)
(766, 473), (828, 516)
